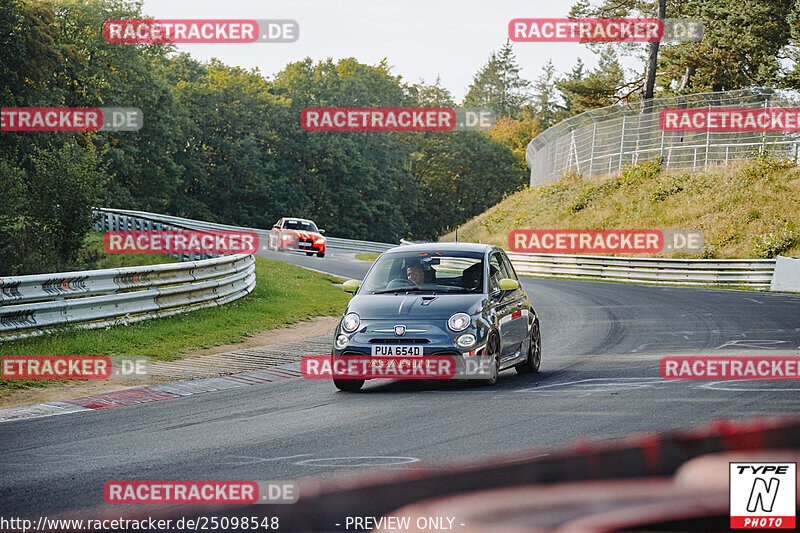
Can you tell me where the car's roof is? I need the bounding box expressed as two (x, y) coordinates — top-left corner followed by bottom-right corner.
(282, 217), (315, 223)
(383, 242), (499, 254)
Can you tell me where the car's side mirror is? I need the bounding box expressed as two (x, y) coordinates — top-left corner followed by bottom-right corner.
(498, 278), (519, 291)
(318, 229), (325, 234)
(273, 225), (280, 229)
(342, 279), (360, 293)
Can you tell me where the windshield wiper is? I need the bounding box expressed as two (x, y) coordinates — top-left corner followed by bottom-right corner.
(439, 288), (482, 293)
(372, 287), (438, 294)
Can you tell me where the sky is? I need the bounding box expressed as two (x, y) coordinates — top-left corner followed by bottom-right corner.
(139, 0), (646, 102)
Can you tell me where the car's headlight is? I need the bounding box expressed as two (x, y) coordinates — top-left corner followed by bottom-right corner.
(456, 334), (476, 348)
(342, 312), (360, 332)
(448, 312), (471, 332)
(335, 334), (349, 349)
(281, 234), (293, 240)
(315, 237), (325, 244)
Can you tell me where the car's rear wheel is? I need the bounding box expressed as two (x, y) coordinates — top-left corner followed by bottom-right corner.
(516, 320), (541, 374)
(334, 378), (364, 392)
(317, 252), (325, 258)
(481, 331), (501, 386)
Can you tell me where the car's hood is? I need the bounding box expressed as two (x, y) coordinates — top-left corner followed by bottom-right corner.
(347, 293), (484, 320)
(284, 229), (323, 239)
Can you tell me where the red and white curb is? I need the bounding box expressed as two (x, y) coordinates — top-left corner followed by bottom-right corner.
(0, 363), (302, 423)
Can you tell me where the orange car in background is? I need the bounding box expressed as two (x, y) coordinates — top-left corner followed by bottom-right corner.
(268, 217), (326, 257)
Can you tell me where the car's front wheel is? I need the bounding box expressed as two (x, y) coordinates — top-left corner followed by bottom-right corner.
(481, 331), (501, 386)
(516, 320), (541, 374)
(305, 252), (314, 256)
(334, 378), (364, 392)
(317, 252), (325, 258)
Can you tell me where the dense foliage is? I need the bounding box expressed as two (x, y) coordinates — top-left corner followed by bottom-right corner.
(5, 0), (800, 274)
(0, 0), (525, 274)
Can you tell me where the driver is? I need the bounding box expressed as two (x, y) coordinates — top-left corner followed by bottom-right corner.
(406, 262), (425, 285)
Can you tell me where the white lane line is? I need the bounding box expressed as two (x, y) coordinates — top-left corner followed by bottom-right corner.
(294, 456), (421, 467)
(700, 381), (800, 392)
(214, 454), (313, 465)
(515, 377), (664, 393)
(714, 340), (788, 349)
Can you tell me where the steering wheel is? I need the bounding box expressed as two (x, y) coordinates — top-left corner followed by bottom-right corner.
(386, 278), (415, 290)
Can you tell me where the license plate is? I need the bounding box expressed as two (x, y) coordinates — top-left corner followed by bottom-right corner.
(371, 345), (423, 356)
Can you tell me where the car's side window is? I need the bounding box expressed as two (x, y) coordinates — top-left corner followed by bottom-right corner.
(500, 253), (518, 281)
(488, 254), (503, 292)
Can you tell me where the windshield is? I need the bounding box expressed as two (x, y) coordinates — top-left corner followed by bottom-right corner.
(283, 219), (318, 232)
(361, 250), (484, 294)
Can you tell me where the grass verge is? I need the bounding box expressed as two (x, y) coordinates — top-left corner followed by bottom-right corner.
(442, 157), (800, 259)
(354, 253), (380, 262)
(0, 257), (350, 396)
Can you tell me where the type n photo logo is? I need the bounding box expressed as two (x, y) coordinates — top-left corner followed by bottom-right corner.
(730, 462), (796, 529)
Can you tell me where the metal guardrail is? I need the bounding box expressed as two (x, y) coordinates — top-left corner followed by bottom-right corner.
(525, 87), (800, 186)
(508, 252), (775, 288)
(96, 208), (397, 255)
(403, 240), (777, 289)
(0, 255), (255, 340)
(325, 236), (396, 253)
(97, 209), (780, 288)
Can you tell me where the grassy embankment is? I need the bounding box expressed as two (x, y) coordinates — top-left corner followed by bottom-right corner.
(0, 233), (350, 395)
(442, 157), (800, 259)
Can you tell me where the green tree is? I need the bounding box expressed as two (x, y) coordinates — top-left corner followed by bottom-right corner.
(464, 40), (531, 119)
(406, 132), (526, 240)
(660, 0), (793, 92)
(273, 57), (417, 241)
(555, 58), (585, 121)
(1, 141), (104, 274)
(531, 60), (559, 129)
(569, 0), (667, 99)
(569, 0), (795, 95)
(173, 60), (299, 228)
(556, 48), (627, 114)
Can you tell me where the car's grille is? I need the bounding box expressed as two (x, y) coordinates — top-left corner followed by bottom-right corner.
(298, 238), (314, 247)
(430, 350), (459, 356)
(369, 338), (429, 344)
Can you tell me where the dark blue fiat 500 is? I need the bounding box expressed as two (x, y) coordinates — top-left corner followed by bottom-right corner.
(332, 243), (541, 391)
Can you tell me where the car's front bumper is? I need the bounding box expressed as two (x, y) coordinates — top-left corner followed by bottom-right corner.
(281, 240), (325, 253)
(332, 320), (487, 358)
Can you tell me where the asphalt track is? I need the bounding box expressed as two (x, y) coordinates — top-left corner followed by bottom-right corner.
(1, 248), (799, 521)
